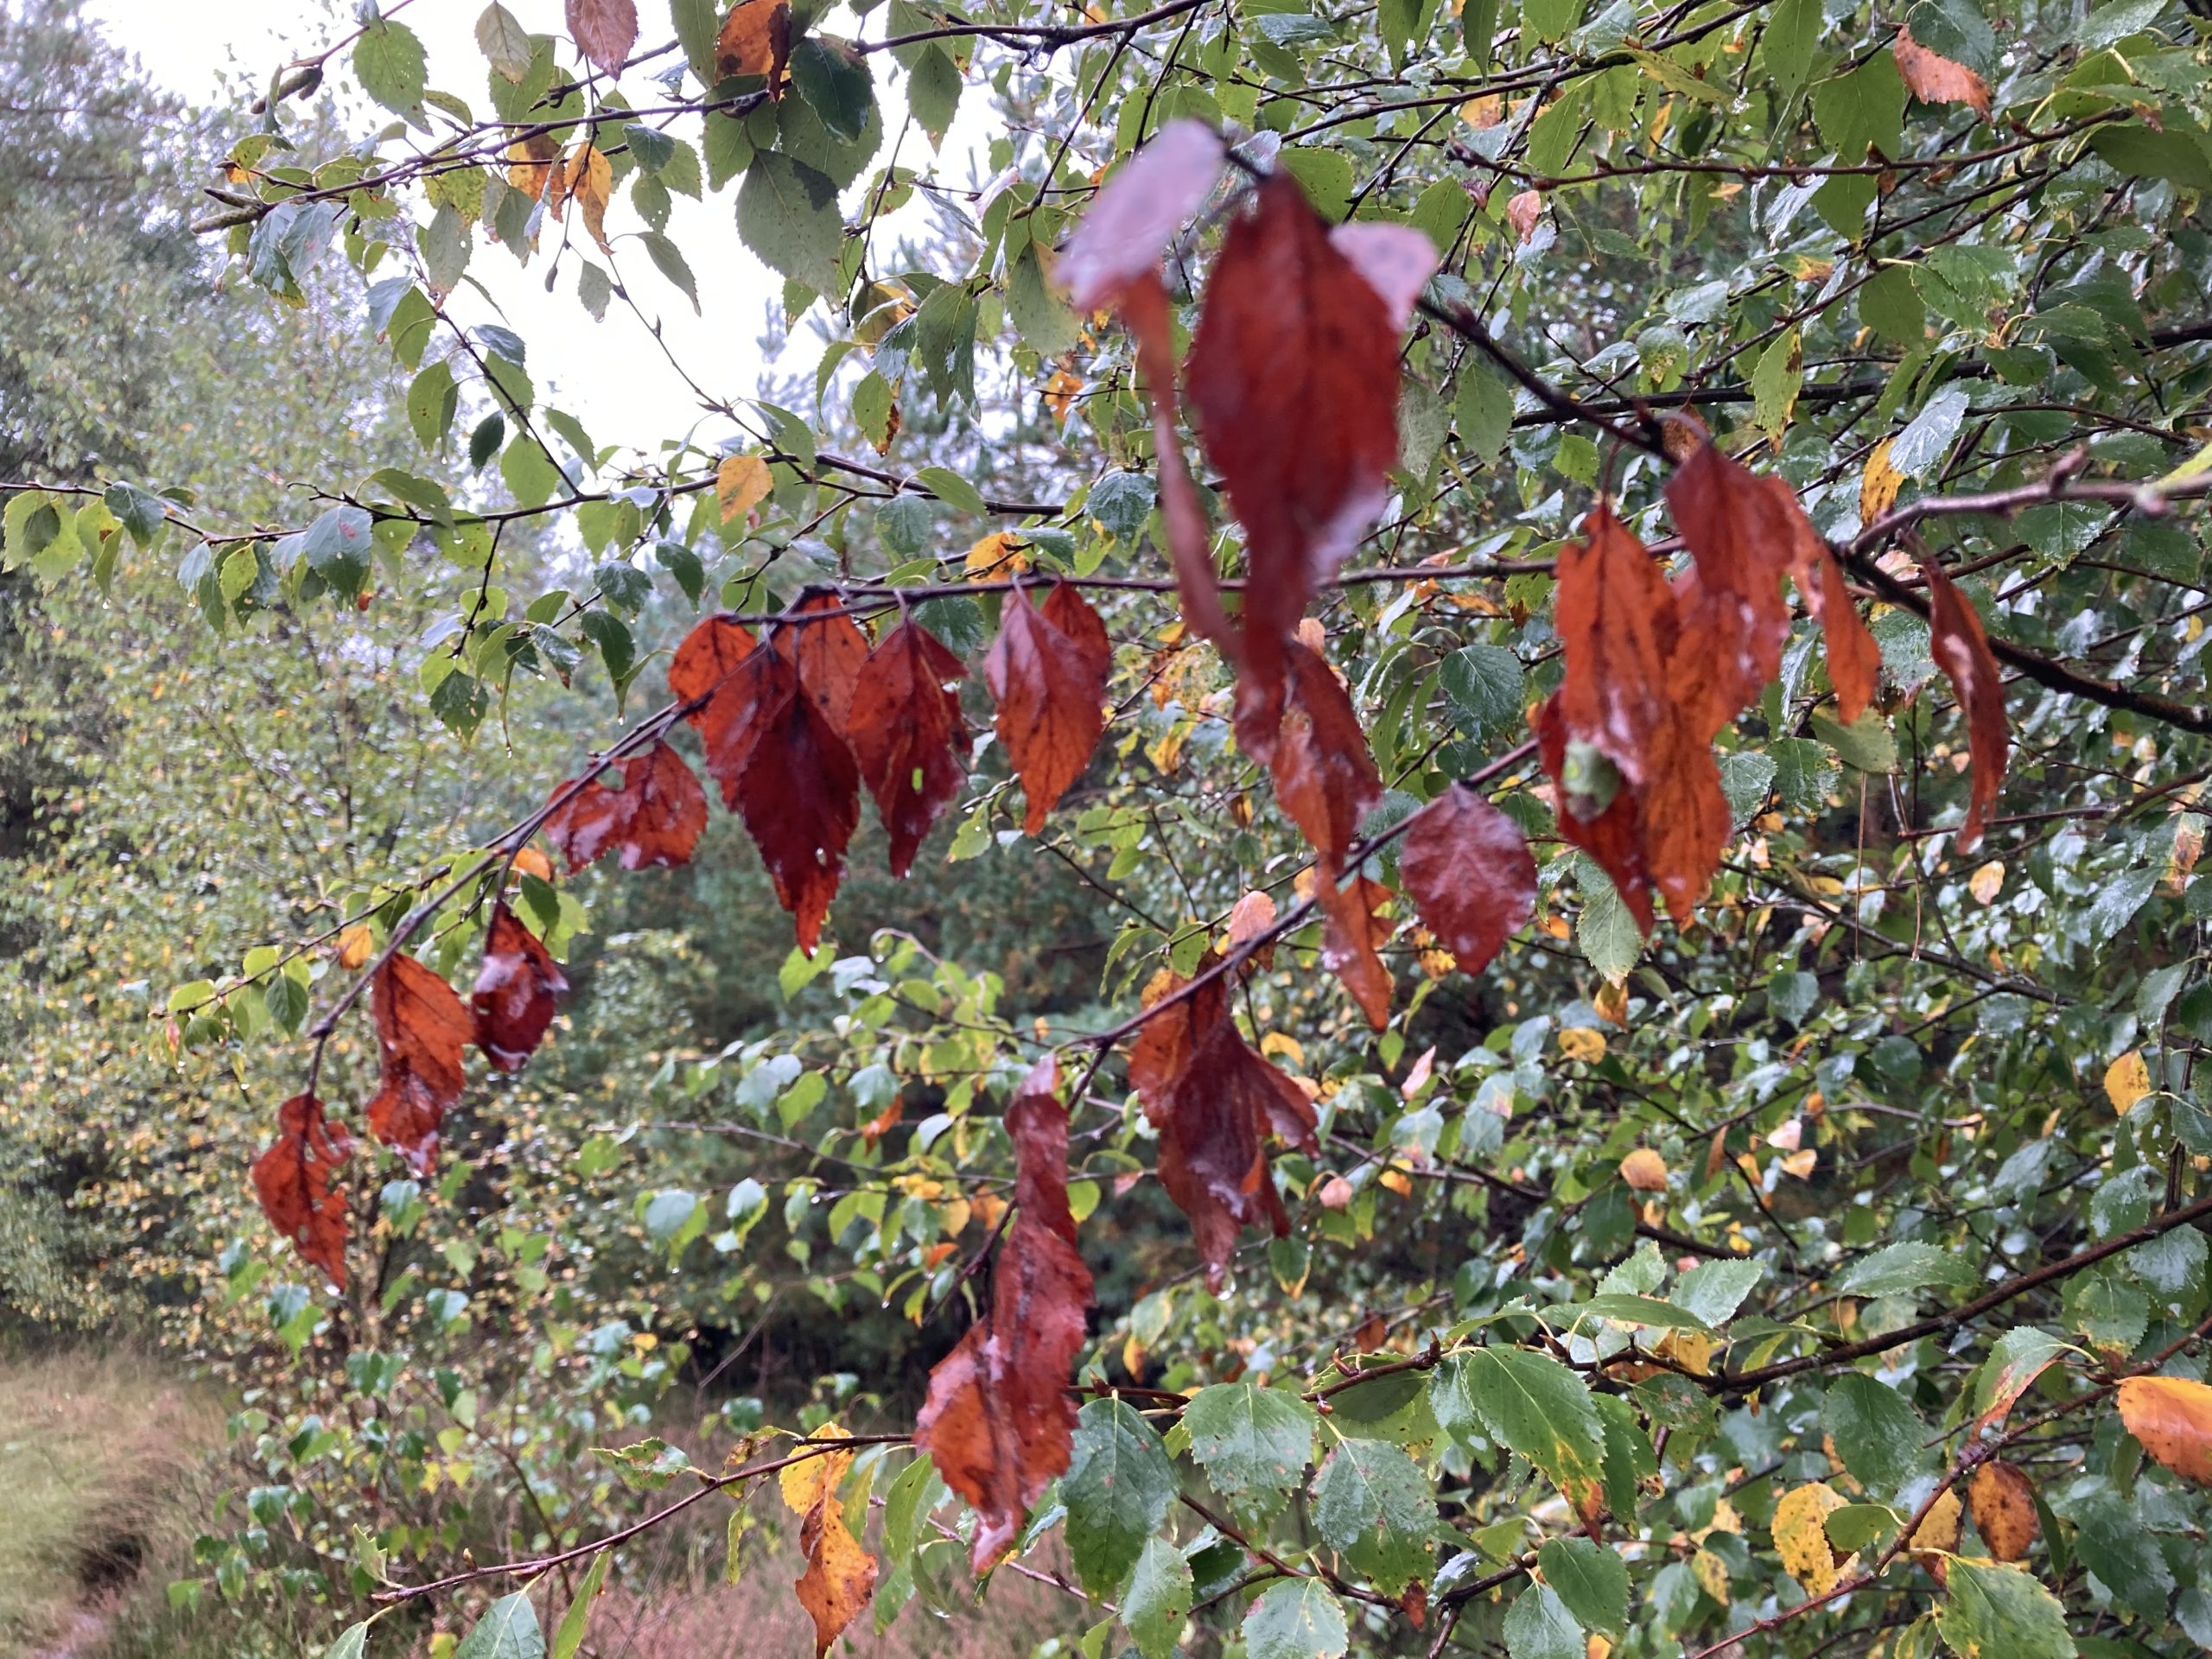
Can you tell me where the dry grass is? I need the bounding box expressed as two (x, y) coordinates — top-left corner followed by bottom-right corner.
(0, 1348), (224, 1654)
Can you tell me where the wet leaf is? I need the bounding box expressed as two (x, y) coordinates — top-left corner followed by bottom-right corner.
(251, 1094), (353, 1287)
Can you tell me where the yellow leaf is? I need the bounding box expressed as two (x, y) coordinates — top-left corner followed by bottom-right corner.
(2104, 1050), (2152, 1114)
(1861, 437), (1903, 524)
(1909, 1486), (1961, 1558)
(1657, 1328), (1713, 1376)
(1691, 1546), (1731, 1605)
(716, 454), (773, 524)
(1559, 1027), (1607, 1062)
(335, 924), (375, 969)
(1378, 1169), (1413, 1197)
(563, 143), (614, 252)
(780, 1424), (852, 1516)
(963, 531), (1029, 580)
(1619, 1148), (1669, 1192)
(1593, 980), (1629, 1027)
(1967, 860), (2005, 905)
(2116, 1373), (2212, 1484)
(1779, 1149), (1818, 1179)
(793, 1464), (877, 1657)
(1259, 1030), (1304, 1067)
(1773, 1481), (1852, 1595)
(512, 846), (553, 881)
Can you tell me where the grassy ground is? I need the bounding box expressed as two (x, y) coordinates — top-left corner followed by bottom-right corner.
(0, 1349), (224, 1656)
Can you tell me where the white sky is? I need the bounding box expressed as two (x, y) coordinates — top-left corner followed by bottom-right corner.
(83, 0), (989, 454)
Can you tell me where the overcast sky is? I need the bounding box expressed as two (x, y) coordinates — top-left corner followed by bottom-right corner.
(82, 0), (975, 455)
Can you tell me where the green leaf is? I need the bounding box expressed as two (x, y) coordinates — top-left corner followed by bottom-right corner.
(407, 360), (459, 453)
(1672, 1258), (1762, 1325)
(1243, 1578), (1348, 1659)
(641, 231), (702, 314)
(1763, 0), (1821, 94)
(1442, 643), (1524, 734)
(2089, 123), (2212, 192)
(672, 0), (720, 80)
(476, 2), (533, 79)
(916, 466), (988, 517)
(1821, 1372), (1927, 1493)
(1576, 867), (1643, 982)
(1811, 709), (1898, 772)
(1007, 244), (1077, 359)
(1448, 1346), (1604, 1490)
(1183, 1382), (1317, 1523)
(1121, 1535), (1192, 1659)
(1311, 1434), (1434, 1595)
(1503, 1580), (1584, 1659)
(453, 1592), (545, 1659)
(790, 38), (874, 143)
(1935, 1558), (2076, 1659)
(1535, 1537), (1626, 1637)
(322, 1624), (372, 1659)
(354, 18), (429, 113)
(1567, 1294), (1713, 1333)
(737, 151), (844, 296)
(1751, 328), (1802, 442)
(906, 44), (963, 148)
(1065, 1399), (1178, 1598)
(551, 1549), (608, 1659)
(1456, 364), (1515, 466)
(1839, 1241), (1980, 1297)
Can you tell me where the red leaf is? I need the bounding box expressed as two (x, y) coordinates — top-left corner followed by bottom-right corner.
(365, 954), (472, 1171)
(1535, 693), (1656, 934)
(1663, 442), (1796, 740)
(1922, 557), (2009, 852)
(1117, 272), (1233, 656)
(1260, 641), (1383, 870)
(1553, 505), (1677, 790)
(848, 620), (969, 877)
(543, 740), (708, 872)
(1058, 118), (1226, 311)
(566, 0), (639, 73)
(1127, 969), (1317, 1289)
(473, 904), (569, 1071)
(914, 1056), (1094, 1572)
(984, 581), (1110, 834)
(774, 591), (870, 736)
(251, 1093), (353, 1288)
(669, 613), (760, 761)
(1318, 872), (1395, 1029)
(1186, 174), (1404, 708)
(1329, 223), (1440, 333)
(1397, 784), (1537, 975)
(722, 645), (861, 952)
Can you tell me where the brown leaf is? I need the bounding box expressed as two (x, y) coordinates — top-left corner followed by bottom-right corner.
(566, 0), (638, 73)
(1186, 174), (1404, 715)
(984, 581), (1110, 834)
(1397, 783), (1537, 975)
(1128, 970), (1317, 1288)
(505, 131), (561, 203)
(1894, 24), (1990, 117)
(715, 0), (791, 90)
(848, 620), (969, 876)
(774, 591), (870, 736)
(1535, 692), (1655, 933)
(1920, 557), (2008, 853)
(1505, 189), (1543, 241)
(251, 1093), (353, 1288)
(1262, 641), (1383, 870)
(365, 954), (472, 1171)
(1554, 505), (1677, 790)
(914, 1057), (1095, 1571)
(1318, 872), (1394, 1029)
(718, 645), (861, 954)
(543, 740), (709, 873)
(1663, 442), (1796, 741)
(2117, 1373), (2212, 1484)
(1058, 117), (1226, 312)
(473, 904), (569, 1071)
(1752, 474), (1883, 726)
(1967, 1461), (2038, 1561)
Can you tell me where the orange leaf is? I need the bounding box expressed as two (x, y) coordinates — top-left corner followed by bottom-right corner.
(335, 923), (375, 969)
(561, 144), (614, 253)
(1620, 1148), (1669, 1192)
(1398, 783), (1536, 976)
(1893, 24), (1990, 117)
(669, 612), (759, 709)
(1967, 1461), (2038, 1561)
(251, 1094), (353, 1287)
(1259, 640), (1382, 871)
(715, 0), (791, 89)
(365, 954), (472, 1171)
(1921, 557), (2009, 852)
(985, 581), (1111, 834)
(2117, 1374), (2212, 1484)
(1663, 442), (1796, 741)
(791, 1461), (876, 1656)
(566, 0), (638, 73)
(914, 1057), (1095, 1571)
(1505, 189), (1542, 240)
(1225, 888), (1279, 947)
(848, 621), (969, 876)
(472, 904), (568, 1071)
